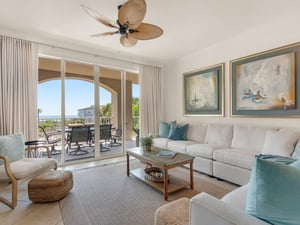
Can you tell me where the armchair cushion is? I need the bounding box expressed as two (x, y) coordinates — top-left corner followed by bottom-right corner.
(0, 158), (57, 180)
(0, 134), (25, 165)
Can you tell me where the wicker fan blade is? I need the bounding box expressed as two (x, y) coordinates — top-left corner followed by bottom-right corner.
(118, 0), (146, 29)
(81, 4), (118, 28)
(131, 23), (163, 40)
(120, 35), (138, 47)
(90, 31), (119, 37)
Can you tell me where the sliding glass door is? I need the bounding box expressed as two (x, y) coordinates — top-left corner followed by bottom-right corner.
(38, 57), (140, 165)
(64, 61), (95, 161)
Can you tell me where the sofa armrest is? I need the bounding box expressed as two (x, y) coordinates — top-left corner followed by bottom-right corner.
(190, 193), (268, 225)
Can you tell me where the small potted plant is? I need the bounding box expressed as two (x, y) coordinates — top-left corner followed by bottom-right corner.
(140, 135), (153, 151)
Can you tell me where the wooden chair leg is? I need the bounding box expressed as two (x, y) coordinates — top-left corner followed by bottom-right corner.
(0, 179), (18, 209)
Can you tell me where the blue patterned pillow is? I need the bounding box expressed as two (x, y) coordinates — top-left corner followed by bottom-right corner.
(0, 133), (25, 165)
(246, 154), (300, 225)
(168, 123), (189, 140)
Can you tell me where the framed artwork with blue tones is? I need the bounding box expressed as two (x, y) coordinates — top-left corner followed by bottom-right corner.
(183, 63), (224, 116)
(230, 42), (300, 117)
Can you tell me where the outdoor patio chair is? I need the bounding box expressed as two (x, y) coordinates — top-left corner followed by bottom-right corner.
(67, 126), (90, 155)
(39, 126), (62, 155)
(100, 124), (112, 152)
(0, 133), (57, 209)
(109, 127), (122, 147)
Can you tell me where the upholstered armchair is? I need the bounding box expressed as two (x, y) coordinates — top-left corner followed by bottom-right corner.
(0, 133), (57, 209)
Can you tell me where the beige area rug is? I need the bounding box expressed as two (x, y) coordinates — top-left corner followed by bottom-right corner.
(60, 160), (238, 225)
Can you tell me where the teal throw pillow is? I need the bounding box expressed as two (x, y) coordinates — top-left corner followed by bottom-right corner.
(158, 120), (176, 138)
(290, 160), (300, 169)
(168, 123), (189, 140)
(0, 133), (25, 165)
(292, 140), (300, 160)
(255, 154), (296, 165)
(246, 155), (300, 225)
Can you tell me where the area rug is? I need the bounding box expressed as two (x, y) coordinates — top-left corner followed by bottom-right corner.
(60, 160), (237, 225)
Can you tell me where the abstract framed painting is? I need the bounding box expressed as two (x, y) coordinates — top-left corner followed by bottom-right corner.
(183, 63), (224, 116)
(230, 43), (300, 117)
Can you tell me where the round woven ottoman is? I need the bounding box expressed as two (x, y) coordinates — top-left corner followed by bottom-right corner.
(28, 170), (73, 203)
(154, 197), (190, 225)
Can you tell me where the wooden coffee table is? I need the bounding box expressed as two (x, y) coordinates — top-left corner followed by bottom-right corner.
(126, 147), (195, 200)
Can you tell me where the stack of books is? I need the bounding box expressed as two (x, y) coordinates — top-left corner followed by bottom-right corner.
(156, 150), (177, 158)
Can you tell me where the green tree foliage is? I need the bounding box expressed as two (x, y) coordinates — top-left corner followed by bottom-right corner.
(100, 103), (112, 117)
(132, 97), (139, 116)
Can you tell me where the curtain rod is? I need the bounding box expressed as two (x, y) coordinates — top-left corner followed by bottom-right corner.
(0, 34), (161, 69)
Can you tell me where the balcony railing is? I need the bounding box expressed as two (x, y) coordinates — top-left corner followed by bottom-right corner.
(39, 116), (139, 133)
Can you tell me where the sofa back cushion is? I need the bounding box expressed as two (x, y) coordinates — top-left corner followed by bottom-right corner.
(262, 130), (300, 157)
(186, 124), (207, 143)
(231, 125), (271, 152)
(0, 133), (25, 165)
(204, 124), (233, 147)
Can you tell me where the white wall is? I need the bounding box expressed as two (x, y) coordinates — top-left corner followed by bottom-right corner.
(163, 12), (300, 129)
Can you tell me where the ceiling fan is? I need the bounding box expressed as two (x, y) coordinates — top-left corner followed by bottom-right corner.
(81, 0), (163, 47)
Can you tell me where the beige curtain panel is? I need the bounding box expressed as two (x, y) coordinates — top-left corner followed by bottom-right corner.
(139, 65), (162, 137)
(0, 37), (39, 140)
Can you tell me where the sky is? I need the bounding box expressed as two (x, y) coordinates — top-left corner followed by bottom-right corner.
(38, 80), (139, 117)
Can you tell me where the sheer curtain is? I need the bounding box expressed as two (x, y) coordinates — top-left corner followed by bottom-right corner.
(0, 37), (39, 140)
(139, 65), (162, 137)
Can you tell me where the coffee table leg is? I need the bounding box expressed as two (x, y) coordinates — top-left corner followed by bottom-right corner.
(164, 168), (168, 200)
(190, 161), (194, 190)
(126, 152), (130, 176)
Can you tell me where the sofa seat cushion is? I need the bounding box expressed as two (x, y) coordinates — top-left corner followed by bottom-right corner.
(222, 184), (248, 211)
(186, 144), (225, 159)
(153, 138), (169, 149)
(167, 140), (196, 153)
(213, 149), (257, 170)
(0, 158), (57, 180)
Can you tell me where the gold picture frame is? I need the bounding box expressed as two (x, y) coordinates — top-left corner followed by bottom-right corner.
(230, 43), (300, 117)
(183, 63), (224, 116)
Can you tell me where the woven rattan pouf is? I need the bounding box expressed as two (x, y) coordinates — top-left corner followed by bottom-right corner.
(154, 197), (190, 225)
(28, 170), (73, 203)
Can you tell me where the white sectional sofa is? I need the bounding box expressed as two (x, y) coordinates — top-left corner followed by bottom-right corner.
(190, 184), (268, 225)
(153, 123), (300, 185)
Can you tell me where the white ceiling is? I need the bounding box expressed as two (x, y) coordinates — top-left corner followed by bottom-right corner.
(0, 0), (299, 63)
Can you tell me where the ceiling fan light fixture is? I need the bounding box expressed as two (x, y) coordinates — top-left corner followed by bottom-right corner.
(82, 0), (163, 47)
(120, 35), (138, 47)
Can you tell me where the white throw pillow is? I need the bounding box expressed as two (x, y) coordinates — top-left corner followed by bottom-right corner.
(262, 130), (300, 157)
